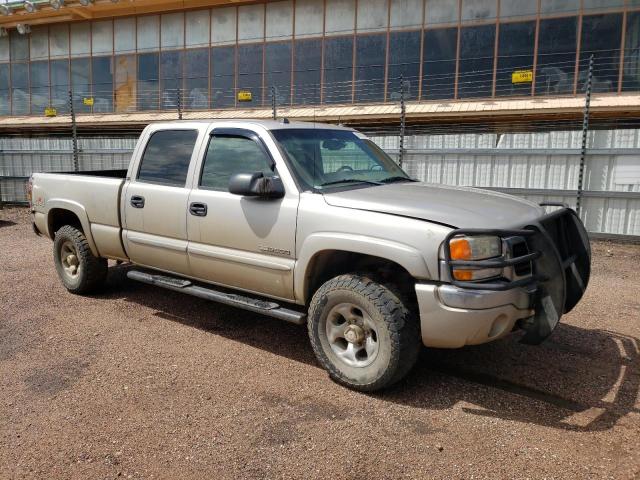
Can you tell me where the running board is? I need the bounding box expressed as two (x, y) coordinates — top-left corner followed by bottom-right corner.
(126, 270), (306, 325)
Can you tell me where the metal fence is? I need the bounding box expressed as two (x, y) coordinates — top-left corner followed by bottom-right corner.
(1, 130), (639, 237)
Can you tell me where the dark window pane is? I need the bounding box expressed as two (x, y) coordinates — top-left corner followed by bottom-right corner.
(238, 44), (264, 105)
(51, 59), (69, 114)
(355, 34), (386, 103)
(137, 130), (198, 186)
(30, 61), (49, 114)
(160, 50), (183, 109)
(423, 27), (457, 100)
(459, 25), (496, 98)
(0, 64), (9, 115)
(71, 58), (91, 114)
(265, 42), (292, 107)
(211, 46), (236, 108)
(579, 14), (622, 93)
(623, 12), (640, 92)
(138, 53), (159, 111)
(92, 56), (113, 113)
(11, 63), (29, 115)
(293, 39), (322, 105)
(185, 48), (209, 109)
(324, 36), (353, 104)
(10, 31), (29, 61)
(496, 21), (535, 97)
(536, 17), (577, 95)
(387, 31), (421, 101)
(200, 136), (273, 190)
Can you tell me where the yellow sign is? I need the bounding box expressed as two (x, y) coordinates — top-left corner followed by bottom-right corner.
(237, 90), (253, 102)
(44, 107), (57, 117)
(83, 97), (94, 106)
(512, 70), (533, 84)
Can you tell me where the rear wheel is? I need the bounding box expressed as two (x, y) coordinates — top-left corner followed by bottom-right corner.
(308, 274), (421, 391)
(53, 225), (107, 294)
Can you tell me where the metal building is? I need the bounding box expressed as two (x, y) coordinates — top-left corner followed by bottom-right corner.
(0, 0), (639, 237)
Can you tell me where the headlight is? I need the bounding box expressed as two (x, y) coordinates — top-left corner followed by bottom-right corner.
(449, 235), (502, 281)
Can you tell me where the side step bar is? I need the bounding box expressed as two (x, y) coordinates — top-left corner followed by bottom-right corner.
(127, 270), (306, 325)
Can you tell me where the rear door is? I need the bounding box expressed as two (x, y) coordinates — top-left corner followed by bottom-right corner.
(122, 127), (202, 276)
(186, 127), (299, 300)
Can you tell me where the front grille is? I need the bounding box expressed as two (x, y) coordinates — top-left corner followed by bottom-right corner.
(510, 239), (532, 277)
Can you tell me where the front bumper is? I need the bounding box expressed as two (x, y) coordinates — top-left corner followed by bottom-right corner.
(416, 283), (534, 348)
(420, 207), (591, 348)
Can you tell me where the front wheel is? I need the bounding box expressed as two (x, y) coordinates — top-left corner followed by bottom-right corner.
(53, 225), (107, 294)
(308, 274), (421, 391)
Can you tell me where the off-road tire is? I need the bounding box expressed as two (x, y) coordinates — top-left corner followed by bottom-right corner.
(308, 274), (421, 392)
(53, 225), (108, 294)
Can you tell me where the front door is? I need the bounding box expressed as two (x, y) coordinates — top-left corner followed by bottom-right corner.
(123, 128), (200, 276)
(186, 128), (298, 300)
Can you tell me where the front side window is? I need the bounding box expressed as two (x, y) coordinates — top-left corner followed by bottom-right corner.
(200, 135), (274, 191)
(137, 129), (198, 186)
(271, 129), (410, 191)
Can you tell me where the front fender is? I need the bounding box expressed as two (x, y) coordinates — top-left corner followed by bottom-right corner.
(44, 199), (100, 257)
(295, 232), (431, 303)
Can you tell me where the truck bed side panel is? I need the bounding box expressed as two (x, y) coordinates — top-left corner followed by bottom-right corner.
(32, 173), (127, 260)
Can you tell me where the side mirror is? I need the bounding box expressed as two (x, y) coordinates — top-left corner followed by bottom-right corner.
(228, 172), (285, 199)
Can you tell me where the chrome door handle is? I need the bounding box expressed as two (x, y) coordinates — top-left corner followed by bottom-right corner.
(189, 202), (208, 217)
(130, 195), (145, 208)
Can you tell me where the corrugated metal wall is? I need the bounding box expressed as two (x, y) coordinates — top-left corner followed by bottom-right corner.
(373, 130), (640, 237)
(1, 131), (639, 237)
(0, 136), (137, 204)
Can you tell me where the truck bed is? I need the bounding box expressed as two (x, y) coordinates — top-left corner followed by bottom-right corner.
(31, 171), (128, 260)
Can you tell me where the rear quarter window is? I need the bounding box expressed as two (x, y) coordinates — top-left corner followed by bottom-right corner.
(137, 129), (198, 186)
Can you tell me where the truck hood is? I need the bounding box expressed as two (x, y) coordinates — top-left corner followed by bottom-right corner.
(322, 182), (544, 229)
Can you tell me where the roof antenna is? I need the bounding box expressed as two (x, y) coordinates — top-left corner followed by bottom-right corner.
(280, 117), (290, 124)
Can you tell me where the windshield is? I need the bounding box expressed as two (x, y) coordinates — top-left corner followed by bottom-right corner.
(270, 128), (411, 191)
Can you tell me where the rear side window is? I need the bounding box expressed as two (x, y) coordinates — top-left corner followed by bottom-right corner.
(137, 129), (198, 186)
(200, 135), (273, 190)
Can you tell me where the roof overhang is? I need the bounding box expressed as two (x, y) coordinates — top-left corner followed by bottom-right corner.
(1, 93), (639, 134)
(0, 0), (254, 29)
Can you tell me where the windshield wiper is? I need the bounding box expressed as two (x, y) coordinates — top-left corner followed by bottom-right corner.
(318, 178), (383, 187)
(379, 176), (417, 183)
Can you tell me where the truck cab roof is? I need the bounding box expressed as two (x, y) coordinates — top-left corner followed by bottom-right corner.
(146, 119), (355, 132)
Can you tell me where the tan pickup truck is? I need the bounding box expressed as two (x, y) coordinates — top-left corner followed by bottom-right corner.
(29, 120), (591, 391)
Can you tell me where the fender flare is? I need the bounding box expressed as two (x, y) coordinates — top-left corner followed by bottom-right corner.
(295, 232), (431, 303)
(44, 199), (100, 257)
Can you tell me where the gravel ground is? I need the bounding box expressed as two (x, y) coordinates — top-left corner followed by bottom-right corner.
(1, 206), (639, 480)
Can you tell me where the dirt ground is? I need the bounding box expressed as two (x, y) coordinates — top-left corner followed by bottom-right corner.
(1, 206), (639, 480)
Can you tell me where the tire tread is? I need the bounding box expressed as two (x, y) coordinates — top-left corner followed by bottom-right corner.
(308, 274), (421, 392)
(54, 225), (107, 294)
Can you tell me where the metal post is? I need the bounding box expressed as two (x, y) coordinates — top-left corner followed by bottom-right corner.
(177, 88), (183, 120)
(399, 75), (406, 168)
(271, 86), (277, 120)
(576, 54), (594, 217)
(69, 89), (79, 172)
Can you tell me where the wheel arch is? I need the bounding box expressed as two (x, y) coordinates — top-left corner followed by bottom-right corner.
(45, 200), (99, 257)
(296, 233), (431, 305)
